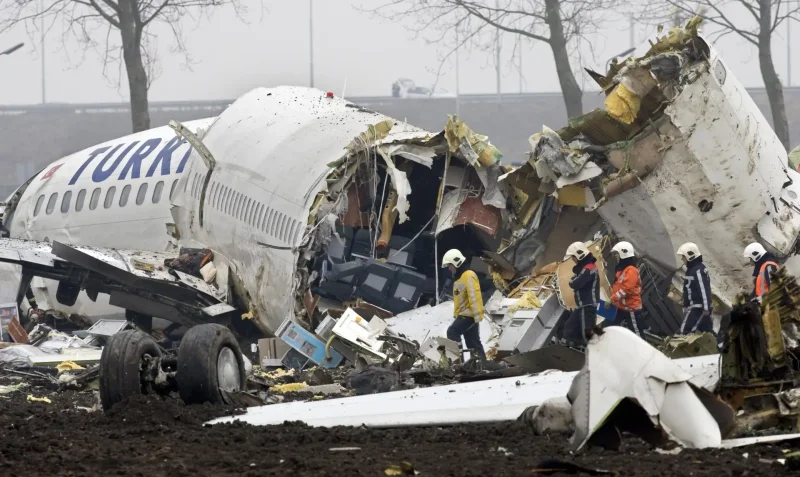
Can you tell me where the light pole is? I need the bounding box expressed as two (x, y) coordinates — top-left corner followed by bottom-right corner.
(309, 0), (314, 88)
(0, 43), (23, 56)
(41, 2), (46, 103)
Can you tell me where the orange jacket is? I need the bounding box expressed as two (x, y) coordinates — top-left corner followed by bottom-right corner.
(611, 265), (643, 311)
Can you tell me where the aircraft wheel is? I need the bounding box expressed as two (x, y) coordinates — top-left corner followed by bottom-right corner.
(99, 330), (162, 411)
(177, 324), (245, 405)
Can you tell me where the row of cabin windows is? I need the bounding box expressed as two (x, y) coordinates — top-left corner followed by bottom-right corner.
(188, 173), (303, 245)
(33, 179), (179, 217)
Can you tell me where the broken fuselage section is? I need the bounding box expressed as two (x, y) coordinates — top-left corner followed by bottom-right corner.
(509, 20), (800, 313)
(170, 86), (525, 338)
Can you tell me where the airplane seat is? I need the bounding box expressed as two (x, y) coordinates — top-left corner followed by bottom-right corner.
(350, 228), (373, 259)
(385, 267), (427, 314)
(356, 259), (398, 307)
(314, 259), (367, 302)
(386, 235), (415, 267)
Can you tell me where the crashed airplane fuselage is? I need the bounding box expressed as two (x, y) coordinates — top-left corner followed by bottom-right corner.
(0, 118), (217, 316)
(169, 86), (510, 336)
(519, 25), (800, 308)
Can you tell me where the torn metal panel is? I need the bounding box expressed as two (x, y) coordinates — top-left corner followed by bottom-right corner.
(385, 301), (499, 354)
(474, 164), (507, 209)
(206, 353), (720, 428)
(555, 162), (603, 189)
(569, 327), (727, 452)
(435, 191), (501, 238)
(443, 115), (502, 168)
(378, 144), (436, 168)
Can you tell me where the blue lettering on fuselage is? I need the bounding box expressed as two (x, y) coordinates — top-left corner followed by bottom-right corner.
(67, 135), (194, 184)
(146, 136), (187, 177)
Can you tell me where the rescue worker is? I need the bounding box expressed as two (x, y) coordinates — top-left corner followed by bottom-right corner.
(743, 242), (779, 301)
(609, 241), (647, 339)
(442, 249), (486, 360)
(676, 242), (714, 334)
(563, 242), (600, 346)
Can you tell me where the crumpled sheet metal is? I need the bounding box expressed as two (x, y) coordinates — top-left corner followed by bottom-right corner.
(529, 127), (592, 181)
(378, 143), (436, 168)
(444, 115), (502, 167)
(569, 327), (727, 452)
(377, 149), (413, 224)
(344, 119), (395, 156)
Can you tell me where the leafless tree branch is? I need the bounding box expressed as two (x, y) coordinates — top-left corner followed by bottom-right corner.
(0, 0), (253, 131)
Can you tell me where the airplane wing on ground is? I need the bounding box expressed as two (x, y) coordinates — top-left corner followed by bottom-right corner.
(0, 238), (235, 328)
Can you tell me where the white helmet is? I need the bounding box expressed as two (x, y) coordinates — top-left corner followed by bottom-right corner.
(564, 242), (591, 261)
(611, 241), (635, 259)
(442, 249), (466, 268)
(676, 242), (701, 261)
(743, 242), (767, 262)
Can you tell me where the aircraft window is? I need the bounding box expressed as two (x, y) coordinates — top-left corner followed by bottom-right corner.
(290, 220), (299, 244)
(270, 212), (279, 236)
(89, 188), (101, 210)
(197, 175), (204, 198)
(209, 182), (217, 207)
(119, 185), (131, 207)
(60, 191), (72, 214)
(75, 190), (86, 212)
(169, 179), (178, 200)
(294, 221), (303, 243)
(136, 183), (148, 205)
(190, 174), (199, 197)
(281, 215), (290, 240)
(45, 193), (58, 215)
(266, 209), (275, 233)
(277, 213), (286, 238)
(261, 206), (272, 233)
(104, 186), (116, 209)
(153, 181), (165, 204)
(235, 194), (243, 219)
(34, 195), (45, 216)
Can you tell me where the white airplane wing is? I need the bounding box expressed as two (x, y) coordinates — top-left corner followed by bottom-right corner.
(0, 238), (234, 328)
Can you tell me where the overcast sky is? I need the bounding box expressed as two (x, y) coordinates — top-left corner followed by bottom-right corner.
(0, 1), (794, 105)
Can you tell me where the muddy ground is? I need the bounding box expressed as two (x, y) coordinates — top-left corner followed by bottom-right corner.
(0, 374), (798, 477)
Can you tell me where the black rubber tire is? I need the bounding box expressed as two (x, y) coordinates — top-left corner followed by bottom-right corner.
(99, 330), (162, 411)
(176, 324), (246, 405)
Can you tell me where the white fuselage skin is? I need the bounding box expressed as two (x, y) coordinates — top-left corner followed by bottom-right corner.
(5, 117), (216, 317)
(171, 86), (432, 336)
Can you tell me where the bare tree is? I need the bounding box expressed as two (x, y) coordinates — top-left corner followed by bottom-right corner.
(365, 0), (622, 119)
(640, 0), (800, 149)
(0, 0), (246, 132)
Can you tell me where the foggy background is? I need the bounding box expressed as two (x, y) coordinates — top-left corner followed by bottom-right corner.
(0, 0), (798, 196)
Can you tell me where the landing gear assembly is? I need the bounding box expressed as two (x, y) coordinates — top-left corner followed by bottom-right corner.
(99, 323), (246, 410)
